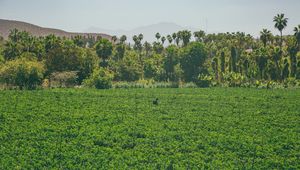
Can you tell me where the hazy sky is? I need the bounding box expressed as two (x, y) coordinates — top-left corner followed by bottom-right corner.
(1, 0), (300, 37)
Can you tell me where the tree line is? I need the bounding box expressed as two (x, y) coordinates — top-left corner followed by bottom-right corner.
(0, 13), (299, 89)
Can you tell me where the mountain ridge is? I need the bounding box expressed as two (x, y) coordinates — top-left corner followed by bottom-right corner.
(0, 19), (112, 40)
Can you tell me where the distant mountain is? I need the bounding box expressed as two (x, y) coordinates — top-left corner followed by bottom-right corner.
(84, 22), (199, 43)
(0, 19), (112, 40)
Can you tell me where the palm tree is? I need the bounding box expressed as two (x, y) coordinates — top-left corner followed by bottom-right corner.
(155, 32), (161, 42)
(143, 41), (152, 57)
(193, 30), (206, 42)
(132, 35), (140, 51)
(167, 35), (173, 44)
(271, 47), (281, 80)
(8, 28), (20, 43)
(294, 25), (300, 50)
(111, 35), (117, 43)
(161, 36), (166, 45)
(120, 35), (127, 44)
(273, 13), (288, 50)
(177, 30), (191, 47)
(138, 33), (144, 42)
(172, 33), (177, 44)
(260, 29), (272, 47)
(132, 35), (138, 44)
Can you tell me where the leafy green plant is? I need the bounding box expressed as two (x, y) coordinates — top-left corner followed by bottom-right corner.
(196, 74), (212, 87)
(0, 57), (44, 89)
(50, 71), (78, 88)
(83, 68), (113, 89)
(0, 88), (299, 169)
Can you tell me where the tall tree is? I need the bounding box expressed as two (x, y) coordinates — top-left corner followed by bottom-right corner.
(212, 57), (219, 81)
(73, 35), (85, 48)
(161, 36), (166, 45)
(231, 47), (237, 72)
(120, 35), (127, 44)
(260, 29), (273, 47)
(294, 25), (300, 50)
(180, 42), (207, 82)
(193, 30), (206, 42)
(273, 13), (288, 50)
(143, 41), (152, 57)
(132, 35), (142, 52)
(271, 47), (282, 80)
(164, 45), (178, 81)
(167, 35), (173, 44)
(286, 37), (298, 78)
(155, 33), (161, 42)
(220, 51), (226, 73)
(138, 34), (144, 42)
(255, 47), (268, 79)
(172, 33), (177, 44)
(111, 36), (118, 43)
(95, 39), (113, 67)
(177, 30), (192, 47)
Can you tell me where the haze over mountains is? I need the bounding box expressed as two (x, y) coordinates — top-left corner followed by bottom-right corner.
(0, 19), (112, 40)
(0, 19), (204, 43)
(85, 22), (200, 43)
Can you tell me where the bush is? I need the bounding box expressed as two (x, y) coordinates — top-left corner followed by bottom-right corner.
(83, 68), (113, 89)
(0, 57), (44, 89)
(112, 81), (179, 89)
(222, 72), (246, 87)
(284, 77), (299, 88)
(182, 82), (198, 88)
(49, 71), (78, 88)
(196, 75), (212, 88)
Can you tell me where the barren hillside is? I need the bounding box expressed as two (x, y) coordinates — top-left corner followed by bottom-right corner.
(0, 19), (112, 40)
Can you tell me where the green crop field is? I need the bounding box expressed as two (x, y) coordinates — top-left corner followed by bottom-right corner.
(0, 88), (299, 169)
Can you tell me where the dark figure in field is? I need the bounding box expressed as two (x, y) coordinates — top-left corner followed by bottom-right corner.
(153, 98), (159, 105)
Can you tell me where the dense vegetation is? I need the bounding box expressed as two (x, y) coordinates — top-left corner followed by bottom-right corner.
(0, 88), (299, 169)
(0, 13), (300, 89)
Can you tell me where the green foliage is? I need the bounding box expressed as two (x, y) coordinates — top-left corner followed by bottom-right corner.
(152, 42), (164, 54)
(164, 45), (179, 81)
(45, 39), (83, 74)
(115, 51), (142, 81)
(222, 72), (246, 87)
(144, 53), (163, 80)
(83, 68), (113, 89)
(196, 74), (213, 87)
(0, 57), (44, 89)
(0, 20), (299, 89)
(180, 42), (208, 82)
(177, 30), (192, 46)
(77, 49), (99, 83)
(113, 81), (179, 88)
(254, 47), (269, 79)
(260, 29), (273, 47)
(231, 46), (237, 72)
(72, 35), (85, 47)
(50, 71), (78, 88)
(95, 38), (113, 67)
(0, 88), (299, 168)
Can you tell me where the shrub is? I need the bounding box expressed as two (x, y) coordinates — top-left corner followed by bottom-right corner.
(0, 57), (44, 89)
(284, 77), (299, 88)
(112, 81), (179, 89)
(49, 71), (78, 88)
(222, 72), (246, 87)
(196, 74), (212, 88)
(42, 79), (50, 88)
(182, 82), (198, 88)
(83, 68), (113, 89)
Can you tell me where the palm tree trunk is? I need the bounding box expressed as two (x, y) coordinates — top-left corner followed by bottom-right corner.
(280, 31), (283, 51)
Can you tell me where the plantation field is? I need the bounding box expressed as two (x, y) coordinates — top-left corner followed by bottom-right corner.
(0, 88), (299, 169)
